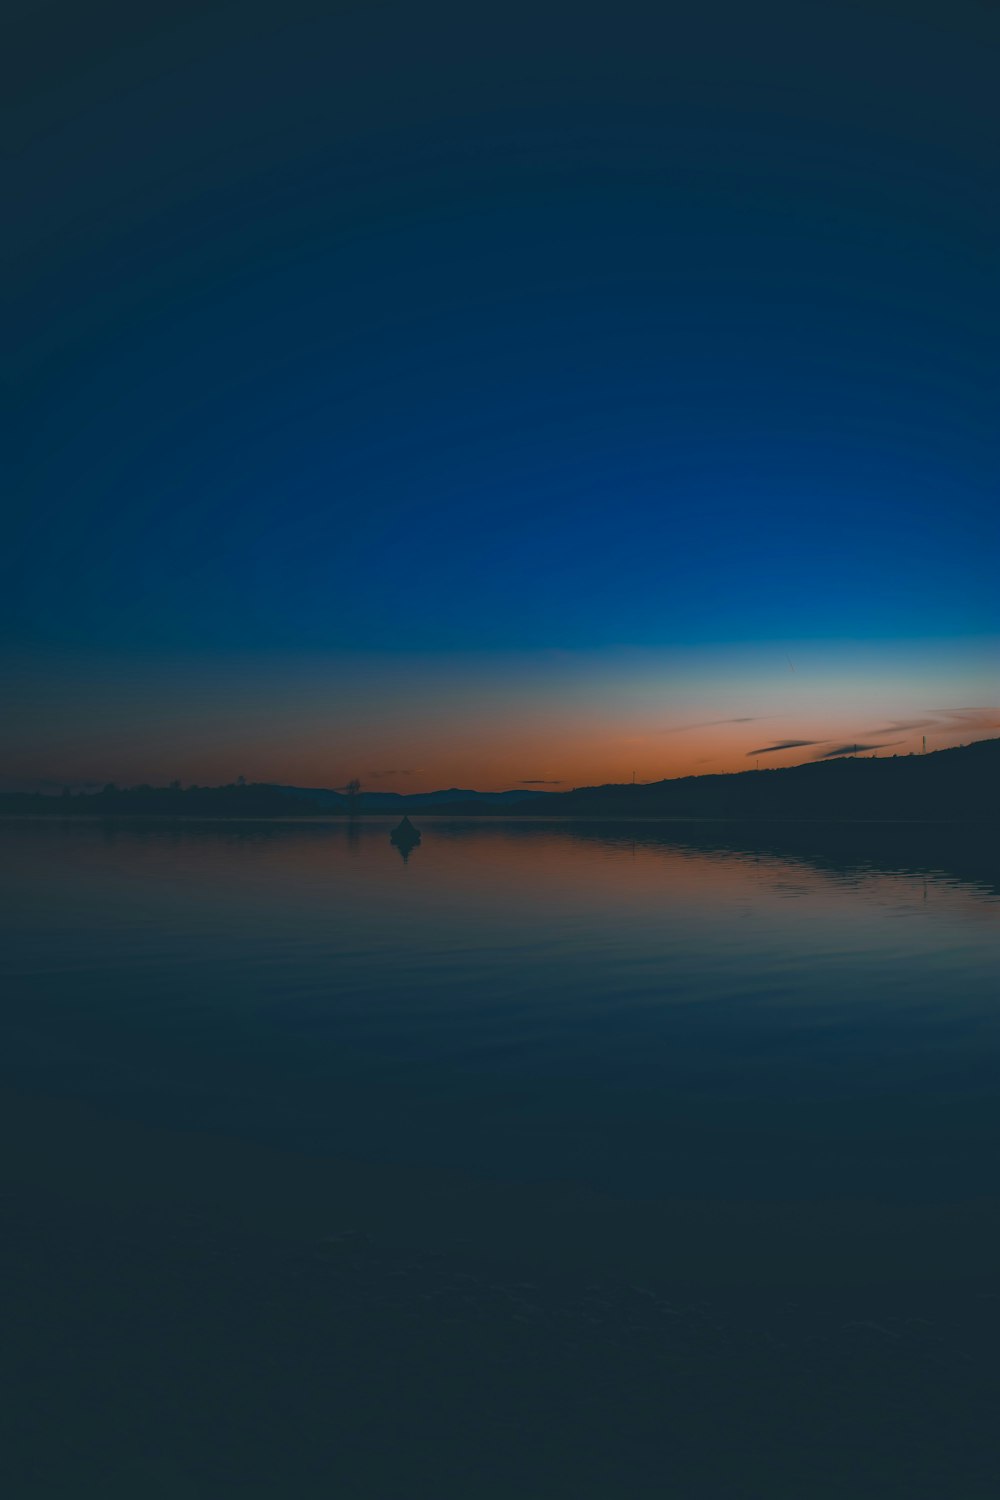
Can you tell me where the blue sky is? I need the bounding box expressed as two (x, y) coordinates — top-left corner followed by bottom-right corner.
(5, 1), (997, 786)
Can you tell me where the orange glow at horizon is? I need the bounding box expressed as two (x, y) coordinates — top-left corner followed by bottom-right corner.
(2, 640), (997, 794)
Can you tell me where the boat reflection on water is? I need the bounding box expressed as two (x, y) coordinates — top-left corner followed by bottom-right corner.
(389, 815), (421, 863)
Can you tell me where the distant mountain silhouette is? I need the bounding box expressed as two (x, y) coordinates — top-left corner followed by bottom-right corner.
(1, 739), (996, 823)
(0, 782), (548, 817)
(276, 785), (550, 812)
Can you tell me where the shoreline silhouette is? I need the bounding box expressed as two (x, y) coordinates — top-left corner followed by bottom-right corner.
(2, 738), (997, 825)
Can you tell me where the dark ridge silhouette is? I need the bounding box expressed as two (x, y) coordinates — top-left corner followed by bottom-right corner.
(0, 782), (549, 816)
(1, 739), (997, 824)
(487, 738), (1000, 824)
(278, 785), (550, 811)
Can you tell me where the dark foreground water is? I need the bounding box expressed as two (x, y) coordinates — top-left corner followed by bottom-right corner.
(2, 818), (999, 1498)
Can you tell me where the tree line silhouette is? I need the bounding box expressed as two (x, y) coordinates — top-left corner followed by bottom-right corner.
(0, 740), (996, 823)
(0, 781), (326, 818)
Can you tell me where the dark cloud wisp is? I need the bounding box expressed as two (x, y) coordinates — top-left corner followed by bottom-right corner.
(747, 740), (823, 757)
(671, 716), (765, 734)
(863, 719), (933, 736)
(814, 741), (904, 760)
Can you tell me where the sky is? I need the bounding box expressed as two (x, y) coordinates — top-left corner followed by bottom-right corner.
(5, 1), (998, 792)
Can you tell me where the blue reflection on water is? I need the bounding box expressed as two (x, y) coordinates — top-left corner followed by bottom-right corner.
(1, 819), (998, 1495)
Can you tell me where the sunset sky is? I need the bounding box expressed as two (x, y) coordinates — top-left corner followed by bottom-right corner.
(6, 2), (997, 792)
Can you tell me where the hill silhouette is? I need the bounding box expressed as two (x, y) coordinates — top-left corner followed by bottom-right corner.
(389, 739), (1000, 823)
(501, 739), (1000, 823)
(276, 785), (548, 812)
(1, 740), (996, 823)
(0, 781), (545, 818)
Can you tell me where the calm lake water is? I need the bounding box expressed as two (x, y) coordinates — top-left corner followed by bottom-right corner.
(2, 818), (999, 1497)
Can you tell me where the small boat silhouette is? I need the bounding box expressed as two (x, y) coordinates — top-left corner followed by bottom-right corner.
(390, 816), (421, 861)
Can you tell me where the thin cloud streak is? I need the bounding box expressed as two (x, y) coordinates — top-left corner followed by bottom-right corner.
(863, 718), (934, 736)
(864, 710), (1000, 737)
(747, 739), (824, 757)
(929, 709), (1000, 732)
(814, 740), (904, 759)
(665, 716), (765, 734)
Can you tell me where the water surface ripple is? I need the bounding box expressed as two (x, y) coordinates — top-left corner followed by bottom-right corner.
(2, 818), (998, 1497)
